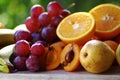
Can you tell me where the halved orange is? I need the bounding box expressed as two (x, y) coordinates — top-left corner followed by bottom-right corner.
(89, 3), (120, 39)
(56, 12), (95, 45)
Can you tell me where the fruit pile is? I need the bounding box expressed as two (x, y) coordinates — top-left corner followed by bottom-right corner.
(13, 1), (70, 72)
(0, 1), (120, 74)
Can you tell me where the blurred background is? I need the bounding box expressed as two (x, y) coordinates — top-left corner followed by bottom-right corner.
(0, 0), (120, 29)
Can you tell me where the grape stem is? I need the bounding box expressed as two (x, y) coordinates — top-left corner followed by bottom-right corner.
(66, 3), (76, 10)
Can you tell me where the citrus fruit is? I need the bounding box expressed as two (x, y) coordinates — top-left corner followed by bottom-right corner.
(56, 12), (95, 45)
(89, 3), (120, 39)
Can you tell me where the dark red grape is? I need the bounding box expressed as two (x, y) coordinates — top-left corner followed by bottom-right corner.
(35, 40), (47, 47)
(51, 15), (63, 27)
(30, 4), (44, 19)
(30, 42), (45, 56)
(13, 56), (27, 71)
(38, 12), (51, 27)
(14, 30), (31, 42)
(47, 1), (63, 16)
(61, 9), (71, 17)
(26, 55), (40, 72)
(14, 40), (30, 57)
(25, 16), (40, 32)
(31, 32), (43, 44)
(41, 25), (58, 42)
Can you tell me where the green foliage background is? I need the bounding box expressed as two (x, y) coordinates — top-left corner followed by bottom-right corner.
(0, 0), (120, 29)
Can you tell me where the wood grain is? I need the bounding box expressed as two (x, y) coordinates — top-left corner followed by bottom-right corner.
(0, 65), (120, 80)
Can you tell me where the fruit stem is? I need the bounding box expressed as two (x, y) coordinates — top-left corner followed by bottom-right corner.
(66, 3), (76, 10)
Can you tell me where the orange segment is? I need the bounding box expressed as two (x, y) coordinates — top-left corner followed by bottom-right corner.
(56, 12), (95, 45)
(89, 3), (120, 39)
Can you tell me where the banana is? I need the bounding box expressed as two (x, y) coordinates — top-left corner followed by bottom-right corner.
(0, 29), (15, 47)
(116, 44), (120, 65)
(14, 24), (28, 31)
(46, 41), (66, 70)
(0, 58), (9, 73)
(0, 44), (15, 73)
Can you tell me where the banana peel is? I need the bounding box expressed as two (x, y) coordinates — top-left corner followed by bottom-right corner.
(0, 44), (15, 73)
(14, 24), (28, 31)
(0, 29), (15, 47)
(0, 58), (9, 73)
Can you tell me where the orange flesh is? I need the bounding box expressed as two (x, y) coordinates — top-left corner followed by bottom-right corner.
(90, 5), (120, 31)
(58, 13), (93, 38)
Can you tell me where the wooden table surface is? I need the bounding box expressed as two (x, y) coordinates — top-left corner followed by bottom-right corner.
(0, 65), (120, 80)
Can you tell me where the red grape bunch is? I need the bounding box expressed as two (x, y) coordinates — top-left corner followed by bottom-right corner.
(13, 1), (71, 72)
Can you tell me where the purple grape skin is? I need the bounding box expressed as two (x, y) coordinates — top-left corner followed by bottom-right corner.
(35, 40), (47, 47)
(13, 56), (27, 71)
(26, 55), (40, 72)
(30, 42), (45, 56)
(14, 40), (30, 57)
(47, 1), (63, 17)
(60, 9), (71, 18)
(30, 4), (44, 19)
(38, 12), (51, 27)
(41, 25), (58, 42)
(14, 30), (32, 42)
(31, 32), (43, 44)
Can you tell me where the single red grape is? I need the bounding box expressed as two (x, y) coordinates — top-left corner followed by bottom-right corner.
(14, 30), (32, 42)
(60, 9), (71, 17)
(41, 25), (58, 42)
(30, 4), (44, 19)
(30, 42), (45, 56)
(25, 16), (40, 32)
(47, 1), (63, 17)
(14, 40), (30, 57)
(51, 15), (63, 27)
(13, 56), (27, 71)
(31, 32), (43, 44)
(26, 55), (40, 72)
(35, 40), (47, 47)
(38, 12), (51, 27)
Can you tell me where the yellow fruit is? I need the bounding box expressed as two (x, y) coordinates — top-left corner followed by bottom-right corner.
(80, 40), (115, 73)
(89, 3), (120, 39)
(56, 12), (95, 45)
(0, 29), (15, 46)
(116, 44), (120, 65)
(46, 41), (66, 70)
(0, 22), (5, 29)
(14, 24), (28, 31)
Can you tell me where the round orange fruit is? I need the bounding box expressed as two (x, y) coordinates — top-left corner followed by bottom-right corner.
(104, 40), (118, 52)
(56, 12), (95, 45)
(89, 3), (120, 40)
